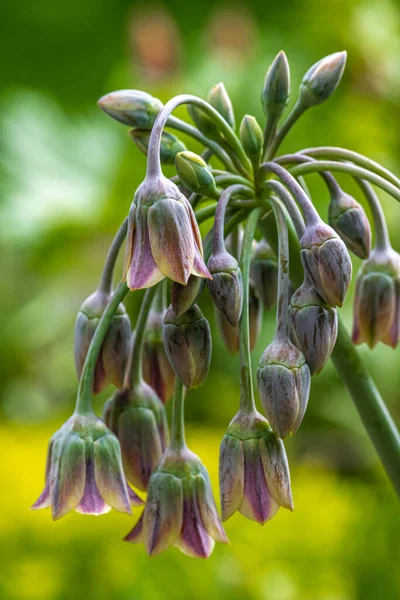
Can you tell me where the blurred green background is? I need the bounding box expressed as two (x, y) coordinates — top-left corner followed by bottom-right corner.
(0, 0), (399, 598)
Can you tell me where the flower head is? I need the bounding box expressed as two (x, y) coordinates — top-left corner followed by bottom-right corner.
(257, 339), (310, 438)
(299, 51), (347, 107)
(125, 448), (228, 558)
(74, 289), (132, 394)
(97, 89), (163, 128)
(207, 250), (243, 326)
(352, 248), (400, 348)
(103, 382), (168, 490)
(328, 187), (371, 259)
(219, 410), (293, 524)
(261, 50), (290, 116)
(124, 175), (211, 290)
(32, 413), (142, 520)
(300, 221), (352, 307)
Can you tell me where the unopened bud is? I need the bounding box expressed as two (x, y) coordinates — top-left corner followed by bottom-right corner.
(97, 89), (163, 128)
(175, 151), (219, 198)
(74, 289), (131, 394)
(250, 239), (278, 310)
(239, 115), (263, 161)
(187, 104), (221, 141)
(249, 281), (263, 349)
(208, 82), (236, 129)
(261, 50), (290, 117)
(257, 339), (311, 438)
(289, 280), (338, 374)
(328, 186), (371, 259)
(352, 248), (400, 349)
(207, 251), (243, 326)
(129, 129), (187, 165)
(163, 304), (211, 389)
(143, 308), (175, 404)
(299, 51), (347, 108)
(171, 275), (205, 318)
(300, 221), (352, 307)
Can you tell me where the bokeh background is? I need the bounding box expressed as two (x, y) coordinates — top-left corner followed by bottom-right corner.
(1, 0), (399, 598)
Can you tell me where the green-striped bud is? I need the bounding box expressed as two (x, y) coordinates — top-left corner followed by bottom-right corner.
(187, 104), (221, 141)
(299, 52), (347, 108)
(261, 51), (290, 117)
(239, 115), (263, 161)
(208, 82), (236, 129)
(129, 129), (187, 165)
(328, 186), (371, 259)
(207, 251), (243, 326)
(175, 151), (219, 198)
(97, 89), (163, 128)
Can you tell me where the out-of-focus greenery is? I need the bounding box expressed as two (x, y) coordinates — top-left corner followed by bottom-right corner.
(0, 0), (399, 599)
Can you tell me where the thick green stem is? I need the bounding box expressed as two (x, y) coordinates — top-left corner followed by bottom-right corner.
(356, 180), (391, 252)
(265, 100), (306, 160)
(126, 286), (158, 388)
(238, 208), (262, 414)
(75, 281), (129, 415)
(98, 218), (128, 293)
(264, 180), (305, 238)
(269, 198), (291, 342)
(169, 379), (187, 452)
(213, 185), (254, 256)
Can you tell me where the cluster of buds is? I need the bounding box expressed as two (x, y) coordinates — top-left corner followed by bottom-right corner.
(33, 46), (400, 559)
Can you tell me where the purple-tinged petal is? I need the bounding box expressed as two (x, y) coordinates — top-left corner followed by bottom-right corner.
(175, 489), (215, 558)
(94, 435), (132, 515)
(290, 365), (310, 436)
(185, 197), (204, 256)
(143, 473), (183, 556)
(31, 481), (51, 510)
(123, 203), (136, 278)
(259, 433), (293, 511)
(192, 243), (212, 280)
(219, 434), (244, 521)
(124, 513), (145, 543)
(127, 486), (144, 507)
(239, 439), (279, 525)
(51, 435), (86, 521)
(196, 473), (228, 544)
(76, 443), (111, 516)
(148, 198), (194, 285)
(126, 207), (165, 291)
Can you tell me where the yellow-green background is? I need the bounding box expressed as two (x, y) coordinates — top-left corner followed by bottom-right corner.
(0, 1), (399, 599)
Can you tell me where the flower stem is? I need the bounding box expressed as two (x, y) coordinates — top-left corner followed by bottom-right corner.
(264, 180), (305, 238)
(75, 281), (129, 415)
(265, 100), (306, 160)
(213, 185), (254, 256)
(269, 198), (290, 342)
(356, 180), (391, 252)
(98, 218), (128, 293)
(238, 207), (262, 414)
(126, 286), (158, 388)
(169, 378), (187, 452)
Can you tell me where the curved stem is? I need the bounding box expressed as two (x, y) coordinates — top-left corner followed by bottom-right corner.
(356, 180), (391, 252)
(126, 286), (158, 388)
(98, 219), (128, 293)
(238, 208), (262, 414)
(169, 379), (187, 452)
(274, 153), (340, 195)
(213, 171), (253, 188)
(262, 162), (320, 225)
(297, 146), (400, 189)
(213, 185), (254, 256)
(287, 160), (400, 205)
(265, 100), (306, 160)
(264, 180), (305, 238)
(75, 281), (129, 415)
(168, 115), (236, 173)
(269, 198), (290, 341)
(147, 95), (252, 179)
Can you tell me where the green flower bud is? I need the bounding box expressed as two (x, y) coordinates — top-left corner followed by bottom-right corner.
(328, 187), (371, 259)
(187, 104), (221, 141)
(289, 280), (338, 375)
(208, 82), (236, 129)
(250, 239), (278, 310)
(97, 89), (163, 128)
(207, 251), (243, 326)
(239, 115), (263, 161)
(352, 248), (400, 349)
(257, 339), (311, 439)
(175, 151), (219, 198)
(129, 129), (187, 165)
(171, 275), (205, 318)
(299, 51), (347, 108)
(261, 50), (290, 117)
(163, 304), (212, 389)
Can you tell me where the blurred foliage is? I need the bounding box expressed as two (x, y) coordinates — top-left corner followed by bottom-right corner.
(0, 0), (399, 598)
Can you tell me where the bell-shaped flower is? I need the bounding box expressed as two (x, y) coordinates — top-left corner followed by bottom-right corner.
(32, 413), (142, 520)
(219, 410), (293, 524)
(124, 175), (211, 290)
(125, 447), (228, 558)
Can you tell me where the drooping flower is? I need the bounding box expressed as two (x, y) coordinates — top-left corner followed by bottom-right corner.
(219, 410), (293, 524)
(74, 289), (132, 394)
(124, 175), (211, 290)
(32, 413), (142, 520)
(207, 249), (243, 326)
(328, 186), (371, 259)
(142, 306), (175, 404)
(250, 239), (278, 310)
(103, 382), (168, 491)
(125, 447), (228, 558)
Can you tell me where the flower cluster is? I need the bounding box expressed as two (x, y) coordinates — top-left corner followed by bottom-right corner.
(33, 49), (400, 558)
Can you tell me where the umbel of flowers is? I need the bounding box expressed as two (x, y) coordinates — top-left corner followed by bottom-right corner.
(32, 50), (400, 557)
